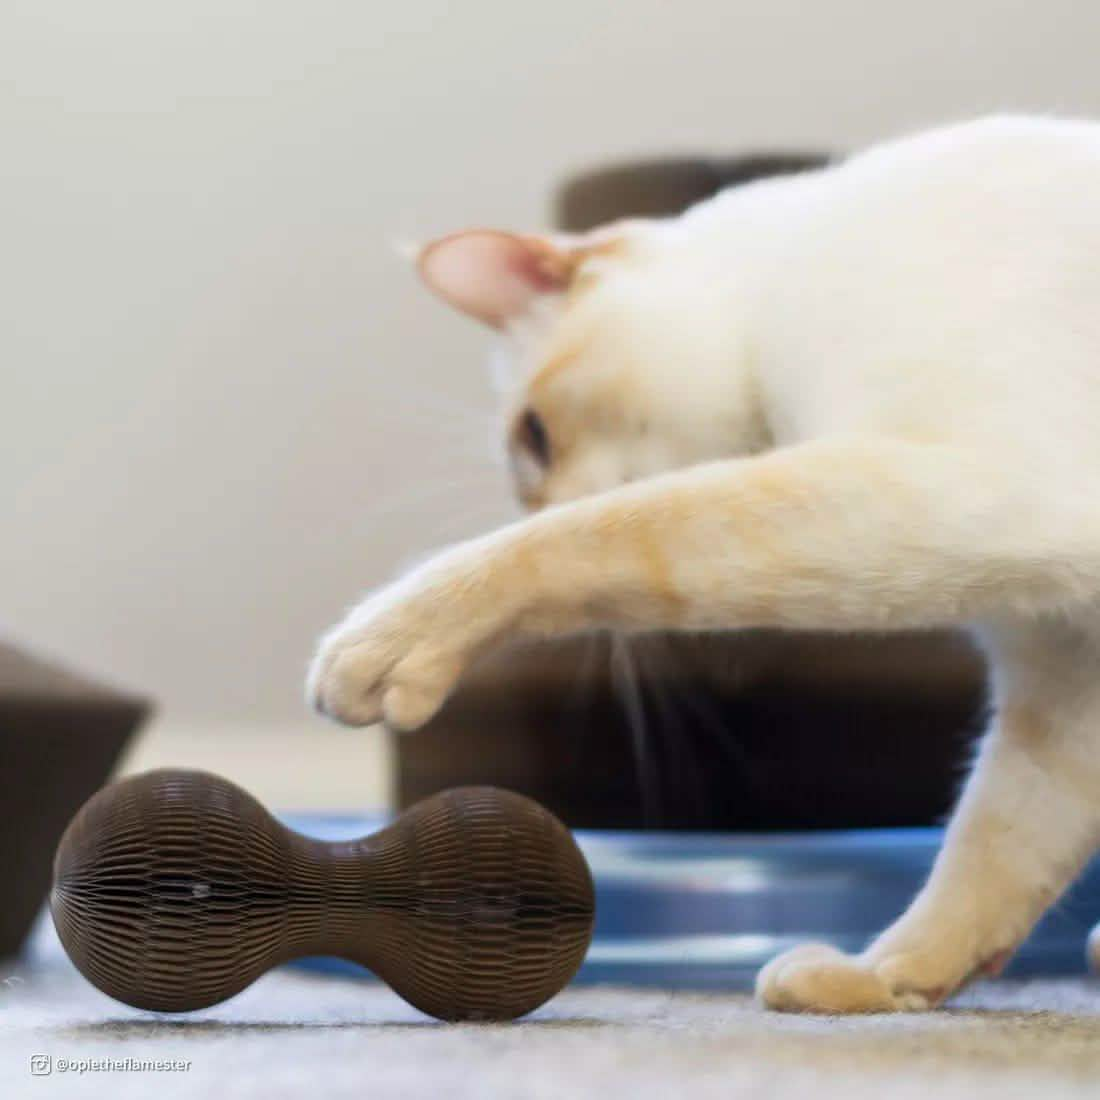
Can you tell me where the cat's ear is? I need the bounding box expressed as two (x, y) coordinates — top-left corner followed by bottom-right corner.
(416, 230), (577, 328)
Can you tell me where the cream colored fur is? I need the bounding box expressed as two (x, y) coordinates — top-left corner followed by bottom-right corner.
(309, 116), (1100, 1013)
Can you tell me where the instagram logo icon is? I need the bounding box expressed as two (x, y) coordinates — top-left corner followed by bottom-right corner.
(29, 1055), (52, 1076)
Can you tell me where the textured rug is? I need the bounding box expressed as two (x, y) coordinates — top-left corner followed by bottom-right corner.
(5, 934), (1100, 1099)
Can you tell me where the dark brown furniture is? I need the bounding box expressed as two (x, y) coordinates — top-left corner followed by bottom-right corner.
(555, 153), (830, 231)
(1, 641), (148, 957)
(398, 631), (985, 829)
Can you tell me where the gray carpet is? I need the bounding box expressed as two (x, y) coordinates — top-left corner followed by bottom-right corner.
(6, 929), (1100, 1099)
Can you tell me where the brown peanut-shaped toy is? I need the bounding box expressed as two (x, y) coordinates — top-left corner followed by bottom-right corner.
(50, 769), (594, 1021)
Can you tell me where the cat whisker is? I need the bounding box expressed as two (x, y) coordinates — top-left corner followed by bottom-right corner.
(654, 634), (755, 790)
(610, 632), (662, 826)
(367, 475), (499, 504)
(636, 636), (709, 827)
(385, 388), (502, 447)
(561, 631), (606, 777)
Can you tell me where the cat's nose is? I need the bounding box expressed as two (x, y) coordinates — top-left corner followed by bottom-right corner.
(514, 484), (546, 512)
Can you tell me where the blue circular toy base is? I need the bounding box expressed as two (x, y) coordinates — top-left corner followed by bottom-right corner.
(280, 814), (1099, 990)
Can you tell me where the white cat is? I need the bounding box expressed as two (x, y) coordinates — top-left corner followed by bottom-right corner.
(309, 116), (1100, 1012)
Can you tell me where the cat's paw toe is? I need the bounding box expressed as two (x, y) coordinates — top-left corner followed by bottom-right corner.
(756, 944), (933, 1015)
(307, 583), (470, 731)
(308, 634), (387, 727)
(309, 629), (463, 731)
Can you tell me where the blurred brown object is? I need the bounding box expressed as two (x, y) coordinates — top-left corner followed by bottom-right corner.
(398, 631), (984, 829)
(556, 153), (830, 231)
(0, 641), (147, 957)
(396, 152), (987, 829)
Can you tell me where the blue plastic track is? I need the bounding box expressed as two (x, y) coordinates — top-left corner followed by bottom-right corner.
(282, 814), (1100, 990)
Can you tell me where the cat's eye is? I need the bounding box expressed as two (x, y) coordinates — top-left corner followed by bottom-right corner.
(516, 408), (551, 467)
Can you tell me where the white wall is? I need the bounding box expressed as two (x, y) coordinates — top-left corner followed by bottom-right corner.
(5, 0), (1100, 733)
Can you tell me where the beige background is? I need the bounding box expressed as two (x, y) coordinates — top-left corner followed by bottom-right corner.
(5, 1), (1100, 803)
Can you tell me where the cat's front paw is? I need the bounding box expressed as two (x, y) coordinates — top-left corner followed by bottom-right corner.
(755, 943), (948, 1014)
(307, 549), (512, 731)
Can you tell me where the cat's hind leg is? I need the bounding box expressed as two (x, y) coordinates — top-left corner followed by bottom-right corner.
(758, 617), (1100, 1013)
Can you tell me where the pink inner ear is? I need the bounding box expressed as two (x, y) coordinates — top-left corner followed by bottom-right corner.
(418, 231), (568, 327)
(505, 244), (563, 292)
